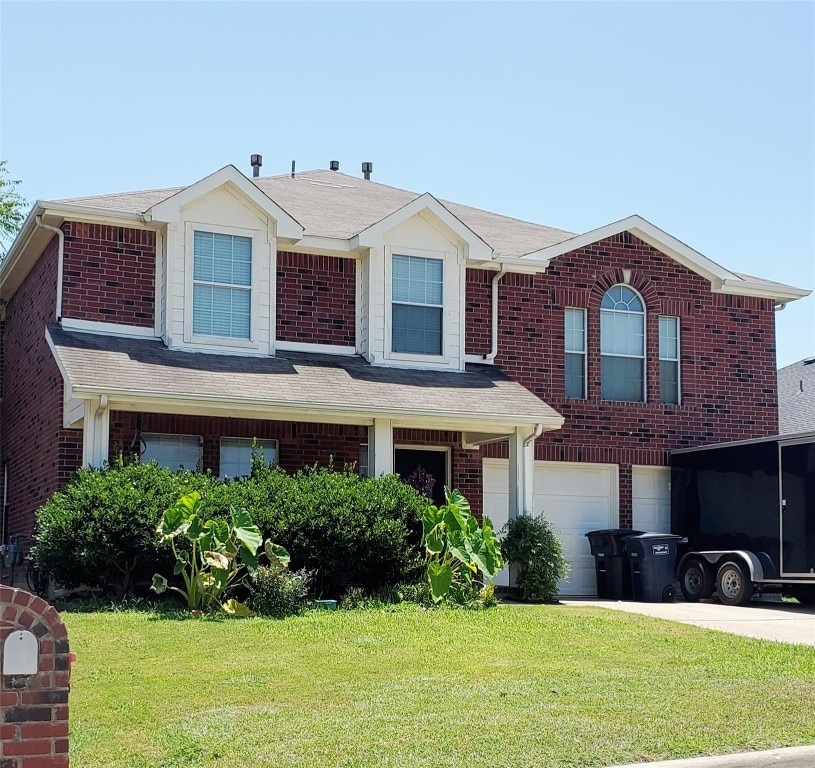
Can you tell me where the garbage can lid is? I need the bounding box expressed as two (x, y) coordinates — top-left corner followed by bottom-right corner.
(585, 529), (645, 538)
(621, 532), (682, 541)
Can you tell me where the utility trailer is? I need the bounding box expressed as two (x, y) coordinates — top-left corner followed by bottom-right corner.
(670, 431), (815, 606)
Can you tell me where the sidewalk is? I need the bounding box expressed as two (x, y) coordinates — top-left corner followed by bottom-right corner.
(608, 744), (815, 768)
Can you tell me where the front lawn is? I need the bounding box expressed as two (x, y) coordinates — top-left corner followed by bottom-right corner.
(65, 605), (815, 768)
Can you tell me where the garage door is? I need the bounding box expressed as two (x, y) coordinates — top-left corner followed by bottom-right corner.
(483, 459), (617, 596)
(632, 466), (671, 533)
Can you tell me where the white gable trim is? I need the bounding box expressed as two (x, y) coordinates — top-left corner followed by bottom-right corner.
(145, 165), (304, 242)
(521, 215), (809, 303)
(353, 193), (493, 262)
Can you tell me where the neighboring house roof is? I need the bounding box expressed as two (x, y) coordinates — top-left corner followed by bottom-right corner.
(47, 326), (564, 430)
(778, 356), (815, 434)
(53, 170), (575, 258)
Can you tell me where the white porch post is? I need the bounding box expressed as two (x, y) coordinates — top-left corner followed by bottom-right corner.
(369, 418), (394, 477)
(507, 426), (535, 520)
(82, 397), (110, 468)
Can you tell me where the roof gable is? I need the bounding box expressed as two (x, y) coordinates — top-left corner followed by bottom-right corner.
(145, 165), (304, 241)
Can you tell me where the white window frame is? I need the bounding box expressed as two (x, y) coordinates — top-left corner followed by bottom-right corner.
(359, 443), (369, 478)
(600, 285), (647, 403)
(658, 315), (681, 405)
(384, 246), (453, 364)
(183, 222), (263, 350)
(564, 307), (587, 399)
(219, 438), (279, 479)
(141, 433), (202, 471)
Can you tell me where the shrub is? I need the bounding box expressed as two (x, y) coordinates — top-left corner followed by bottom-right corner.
(34, 461), (213, 598)
(241, 466), (426, 597)
(250, 566), (313, 618)
(500, 514), (570, 602)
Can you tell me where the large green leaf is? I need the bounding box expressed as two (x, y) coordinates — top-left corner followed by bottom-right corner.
(177, 491), (202, 513)
(424, 527), (444, 555)
(232, 508), (263, 554)
(150, 573), (168, 594)
(265, 541), (290, 569)
(427, 561), (453, 603)
(444, 488), (471, 517)
(481, 515), (504, 573)
(447, 530), (473, 568)
(186, 515), (205, 541)
(157, 504), (187, 540)
(173, 550), (189, 575)
(443, 503), (469, 534)
(422, 505), (444, 538)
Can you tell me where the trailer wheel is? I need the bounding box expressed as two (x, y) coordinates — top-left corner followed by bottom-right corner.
(679, 558), (714, 601)
(716, 561), (754, 606)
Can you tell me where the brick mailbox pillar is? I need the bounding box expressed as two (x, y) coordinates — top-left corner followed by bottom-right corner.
(0, 587), (71, 768)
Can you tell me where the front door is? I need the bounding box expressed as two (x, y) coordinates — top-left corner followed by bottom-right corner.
(781, 441), (815, 576)
(394, 448), (448, 507)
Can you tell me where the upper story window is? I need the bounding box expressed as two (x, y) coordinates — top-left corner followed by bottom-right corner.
(564, 307), (586, 399)
(659, 316), (680, 404)
(391, 254), (443, 355)
(192, 231), (252, 339)
(600, 285), (645, 402)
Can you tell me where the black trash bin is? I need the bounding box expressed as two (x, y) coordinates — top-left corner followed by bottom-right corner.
(585, 529), (644, 600)
(622, 533), (683, 602)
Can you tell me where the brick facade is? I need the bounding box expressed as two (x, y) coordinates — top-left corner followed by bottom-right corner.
(276, 252), (356, 346)
(60, 222), (155, 327)
(0, 588), (71, 768)
(478, 233), (779, 524)
(0, 238), (81, 538)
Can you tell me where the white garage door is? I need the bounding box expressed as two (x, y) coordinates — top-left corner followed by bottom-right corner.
(483, 459), (618, 596)
(632, 466), (671, 533)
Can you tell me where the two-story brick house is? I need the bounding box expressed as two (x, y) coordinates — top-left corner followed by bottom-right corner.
(1, 161), (808, 594)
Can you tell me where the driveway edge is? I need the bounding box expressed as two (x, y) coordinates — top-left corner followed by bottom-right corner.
(607, 744), (815, 768)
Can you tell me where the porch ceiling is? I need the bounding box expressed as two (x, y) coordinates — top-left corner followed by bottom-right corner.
(47, 326), (563, 432)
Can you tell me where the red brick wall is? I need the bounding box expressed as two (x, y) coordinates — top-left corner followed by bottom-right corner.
(276, 252), (356, 346)
(479, 233), (779, 525)
(0, 587), (71, 768)
(465, 269), (493, 357)
(0, 238), (82, 539)
(61, 222), (155, 326)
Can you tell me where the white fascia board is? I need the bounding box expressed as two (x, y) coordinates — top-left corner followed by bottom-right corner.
(39, 202), (148, 225)
(287, 236), (359, 256)
(146, 165), (304, 241)
(468, 256), (551, 274)
(714, 278), (811, 303)
(60, 318), (159, 339)
(0, 204), (43, 297)
(67, 383), (564, 431)
(353, 193), (493, 261)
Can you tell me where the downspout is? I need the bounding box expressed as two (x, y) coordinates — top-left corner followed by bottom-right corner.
(524, 423), (544, 448)
(35, 217), (65, 322)
(485, 266), (507, 362)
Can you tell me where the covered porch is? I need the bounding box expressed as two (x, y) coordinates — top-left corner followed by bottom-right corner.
(47, 324), (564, 518)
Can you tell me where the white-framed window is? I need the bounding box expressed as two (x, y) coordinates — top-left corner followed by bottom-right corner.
(142, 434), (202, 470)
(192, 230), (252, 339)
(659, 316), (680, 405)
(391, 253), (443, 356)
(600, 284), (645, 402)
(219, 438), (279, 478)
(565, 307), (586, 399)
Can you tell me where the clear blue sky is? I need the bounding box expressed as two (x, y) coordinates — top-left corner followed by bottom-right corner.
(2, 1), (813, 366)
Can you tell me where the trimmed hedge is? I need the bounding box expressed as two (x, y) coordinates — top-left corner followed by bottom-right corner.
(34, 460), (426, 599)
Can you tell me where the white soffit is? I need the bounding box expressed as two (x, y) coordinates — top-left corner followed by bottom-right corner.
(145, 165), (304, 241)
(353, 192), (493, 261)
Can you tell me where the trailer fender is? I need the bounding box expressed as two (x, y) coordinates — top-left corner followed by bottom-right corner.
(679, 551), (765, 583)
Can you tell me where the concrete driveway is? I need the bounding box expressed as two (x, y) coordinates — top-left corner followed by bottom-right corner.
(563, 599), (815, 646)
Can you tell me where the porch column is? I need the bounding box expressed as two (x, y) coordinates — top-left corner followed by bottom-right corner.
(507, 426), (535, 519)
(368, 418), (394, 477)
(82, 396), (110, 468)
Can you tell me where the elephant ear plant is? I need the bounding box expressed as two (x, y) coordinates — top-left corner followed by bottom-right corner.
(422, 488), (504, 604)
(151, 491), (289, 615)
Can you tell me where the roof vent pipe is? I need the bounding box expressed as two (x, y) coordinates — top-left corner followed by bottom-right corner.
(362, 162), (373, 180)
(330, 161), (339, 171)
(291, 160), (296, 178)
(250, 154), (262, 178)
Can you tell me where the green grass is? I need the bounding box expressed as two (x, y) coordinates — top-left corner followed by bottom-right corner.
(64, 605), (815, 768)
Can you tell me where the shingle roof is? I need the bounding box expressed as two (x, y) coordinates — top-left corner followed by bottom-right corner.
(778, 356), (815, 434)
(54, 170), (574, 258)
(48, 326), (562, 426)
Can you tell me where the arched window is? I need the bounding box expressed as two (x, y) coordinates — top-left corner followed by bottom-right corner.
(600, 285), (645, 402)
